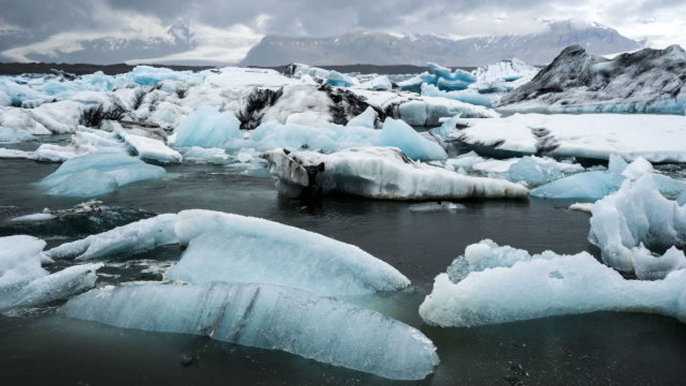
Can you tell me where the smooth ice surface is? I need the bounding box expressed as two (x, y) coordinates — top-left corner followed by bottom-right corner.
(174, 107), (241, 148)
(38, 151), (166, 197)
(115, 124), (182, 164)
(44, 214), (178, 261)
(589, 175), (686, 279)
(375, 118), (447, 161)
(454, 113), (686, 163)
(64, 283), (439, 380)
(419, 241), (686, 327)
(262, 147), (529, 200)
(0, 235), (101, 311)
(167, 210), (410, 296)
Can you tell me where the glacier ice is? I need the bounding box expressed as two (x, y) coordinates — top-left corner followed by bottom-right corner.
(345, 106), (377, 129)
(453, 113), (686, 163)
(421, 84), (495, 107)
(37, 151), (167, 197)
(419, 240), (686, 327)
(167, 210), (410, 296)
(0, 235), (101, 311)
(262, 147), (529, 200)
(174, 107), (241, 148)
(588, 174), (686, 279)
(374, 118), (447, 161)
(44, 214), (178, 261)
(531, 155), (685, 200)
(64, 282), (439, 380)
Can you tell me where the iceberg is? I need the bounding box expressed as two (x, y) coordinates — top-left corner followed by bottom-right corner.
(421, 84), (495, 107)
(64, 283), (439, 380)
(419, 240), (686, 327)
(167, 210), (410, 296)
(261, 147), (529, 200)
(114, 124), (182, 164)
(345, 106), (377, 129)
(531, 156), (685, 200)
(453, 113), (686, 163)
(589, 174), (686, 279)
(174, 107), (241, 148)
(37, 151), (167, 197)
(374, 118), (447, 161)
(44, 214), (177, 261)
(0, 235), (101, 311)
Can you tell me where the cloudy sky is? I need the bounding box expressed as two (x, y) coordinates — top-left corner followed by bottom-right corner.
(1, 0), (685, 63)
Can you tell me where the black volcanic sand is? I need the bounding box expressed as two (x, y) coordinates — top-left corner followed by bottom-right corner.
(1, 156), (686, 385)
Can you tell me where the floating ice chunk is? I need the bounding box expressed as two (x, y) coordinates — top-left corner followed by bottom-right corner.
(115, 125), (182, 164)
(179, 146), (231, 164)
(65, 283), (439, 380)
(429, 114), (463, 140)
(569, 203), (594, 213)
(419, 241), (686, 327)
(10, 213), (57, 222)
(408, 202), (466, 212)
(260, 85), (332, 128)
(505, 156), (584, 187)
(0, 125), (36, 143)
(174, 107), (241, 148)
(589, 175), (686, 279)
(38, 152), (166, 197)
(531, 157), (685, 200)
(370, 76), (392, 90)
(262, 147), (529, 200)
(167, 209), (410, 296)
(44, 214), (177, 261)
(397, 72), (438, 93)
(0, 235), (101, 311)
(375, 118), (447, 161)
(421, 84), (494, 107)
(531, 171), (626, 200)
(345, 107), (377, 129)
(325, 71), (356, 87)
(115, 65), (205, 87)
(453, 114), (686, 163)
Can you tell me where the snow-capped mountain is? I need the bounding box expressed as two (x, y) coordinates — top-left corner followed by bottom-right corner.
(241, 21), (642, 67)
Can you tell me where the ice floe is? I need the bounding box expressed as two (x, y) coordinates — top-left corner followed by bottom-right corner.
(419, 240), (686, 327)
(64, 282), (439, 380)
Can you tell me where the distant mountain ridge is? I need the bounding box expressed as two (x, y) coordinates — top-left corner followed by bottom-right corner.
(241, 21), (642, 67)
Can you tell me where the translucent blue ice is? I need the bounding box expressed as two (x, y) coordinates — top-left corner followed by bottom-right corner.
(64, 283), (440, 380)
(38, 151), (166, 197)
(375, 118), (447, 161)
(174, 107), (241, 148)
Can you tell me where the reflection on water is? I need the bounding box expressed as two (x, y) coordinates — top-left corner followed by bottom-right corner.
(1, 158), (686, 385)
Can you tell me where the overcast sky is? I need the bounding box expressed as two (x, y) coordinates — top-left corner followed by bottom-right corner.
(1, 0), (685, 63)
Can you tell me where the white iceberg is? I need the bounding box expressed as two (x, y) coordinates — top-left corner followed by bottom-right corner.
(453, 113), (686, 163)
(589, 174), (686, 279)
(0, 235), (101, 311)
(64, 283), (439, 380)
(262, 147), (529, 200)
(44, 214), (178, 261)
(167, 210), (410, 296)
(419, 240), (686, 327)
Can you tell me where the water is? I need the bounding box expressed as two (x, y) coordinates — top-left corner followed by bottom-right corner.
(2, 157), (686, 385)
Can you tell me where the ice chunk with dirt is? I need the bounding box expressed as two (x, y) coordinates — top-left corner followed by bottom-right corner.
(0, 235), (101, 311)
(589, 174), (686, 279)
(261, 147), (529, 200)
(64, 282), (439, 380)
(38, 151), (166, 197)
(453, 113), (686, 163)
(375, 118), (447, 161)
(167, 210), (409, 296)
(44, 214), (177, 261)
(113, 124), (182, 164)
(419, 241), (686, 327)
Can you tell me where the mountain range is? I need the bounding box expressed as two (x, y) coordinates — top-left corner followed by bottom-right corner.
(0, 20), (642, 67)
(241, 21), (642, 67)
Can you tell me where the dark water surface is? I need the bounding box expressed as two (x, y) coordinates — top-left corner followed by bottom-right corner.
(1, 158), (686, 385)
